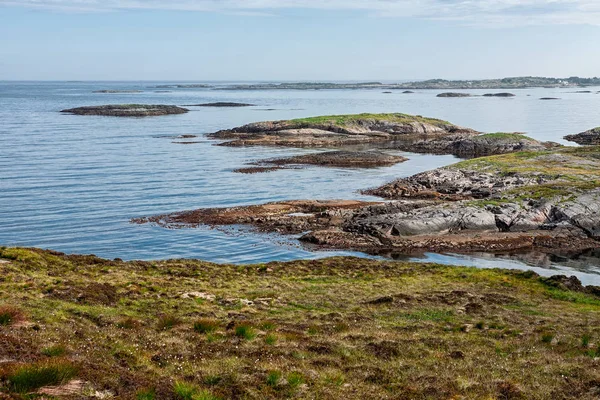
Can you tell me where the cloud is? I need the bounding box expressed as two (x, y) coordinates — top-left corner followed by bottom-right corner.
(2, 0), (600, 26)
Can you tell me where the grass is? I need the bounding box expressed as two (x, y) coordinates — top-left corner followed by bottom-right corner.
(193, 318), (219, 334)
(2, 359), (78, 393)
(174, 381), (220, 400)
(41, 344), (67, 357)
(234, 323), (256, 340)
(454, 146), (600, 206)
(0, 247), (600, 399)
(288, 113), (452, 128)
(136, 388), (157, 400)
(157, 314), (182, 331)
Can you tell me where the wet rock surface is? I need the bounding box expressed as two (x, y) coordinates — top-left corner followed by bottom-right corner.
(61, 104), (189, 117)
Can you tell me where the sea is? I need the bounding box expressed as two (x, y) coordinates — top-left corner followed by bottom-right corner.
(2, 81), (600, 284)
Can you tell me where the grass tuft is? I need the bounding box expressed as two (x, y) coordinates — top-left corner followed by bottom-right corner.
(194, 319), (219, 334)
(267, 371), (281, 387)
(234, 323), (256, 340)
(157, 314), (182, 331)
(4, 359), (78, 393)
(174, 381), (220, 400)
(136, 388), (156, 400)
(0, 305), (24, 326)
(41, 344), (67, 357)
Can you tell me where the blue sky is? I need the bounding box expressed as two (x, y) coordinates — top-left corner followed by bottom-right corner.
(1, 0), (599, 80)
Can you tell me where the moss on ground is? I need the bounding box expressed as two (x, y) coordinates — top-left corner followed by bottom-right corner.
(1, 247), (600, 399)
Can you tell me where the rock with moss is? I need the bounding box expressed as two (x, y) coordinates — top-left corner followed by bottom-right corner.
(208, 113), (479, 148)
(395, 132), (558, 157)
(61, 104), (189, 117)
(565, 127), (600, 145)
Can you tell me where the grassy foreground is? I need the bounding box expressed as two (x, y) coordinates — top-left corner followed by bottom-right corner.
(1, 248), (600, 399)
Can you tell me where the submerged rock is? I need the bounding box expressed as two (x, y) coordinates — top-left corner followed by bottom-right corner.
(93, 90), (143, 93)
(564, 127), (600, 145)
(540, 97), (560, 100)
(61, 104), (189, 117)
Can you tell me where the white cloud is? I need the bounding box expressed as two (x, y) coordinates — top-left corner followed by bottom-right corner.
(2, 0), (600, 26)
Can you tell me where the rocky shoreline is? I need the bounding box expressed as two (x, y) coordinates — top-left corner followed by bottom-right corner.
(565, 127), (600, 145)
(135, 146), (600, 257)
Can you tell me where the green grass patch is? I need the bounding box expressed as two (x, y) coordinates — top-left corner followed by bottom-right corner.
(136, 388), (156, 400)
(5, 359), (78, 393)
(289, 113), (451, 128)
(157, 314), (182, 331)
(41, 344), (67, 357)
(235, 323), (256, 340)
(194, 319), (219, 334)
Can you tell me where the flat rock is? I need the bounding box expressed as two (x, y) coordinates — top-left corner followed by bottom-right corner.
(437, 92), (472, 98)
(61, 104), (188, 117)
(260, 151), (408, 168)
(483, 93), (515, 97)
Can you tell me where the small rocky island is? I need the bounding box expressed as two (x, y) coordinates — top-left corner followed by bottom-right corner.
(565, 127), (600, 145)
(61, 104), (189, 117)
(208, 113), (557, 158)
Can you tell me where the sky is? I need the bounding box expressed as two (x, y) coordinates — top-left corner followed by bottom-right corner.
(1, 0), (600, 81)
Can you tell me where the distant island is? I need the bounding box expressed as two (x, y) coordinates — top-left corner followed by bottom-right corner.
(213, 76), (600, 91)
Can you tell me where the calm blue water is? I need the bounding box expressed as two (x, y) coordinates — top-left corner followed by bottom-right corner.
(2, 81), (600, 283)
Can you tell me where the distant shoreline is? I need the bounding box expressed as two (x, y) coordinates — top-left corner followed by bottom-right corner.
(2, 76), (600, 90)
